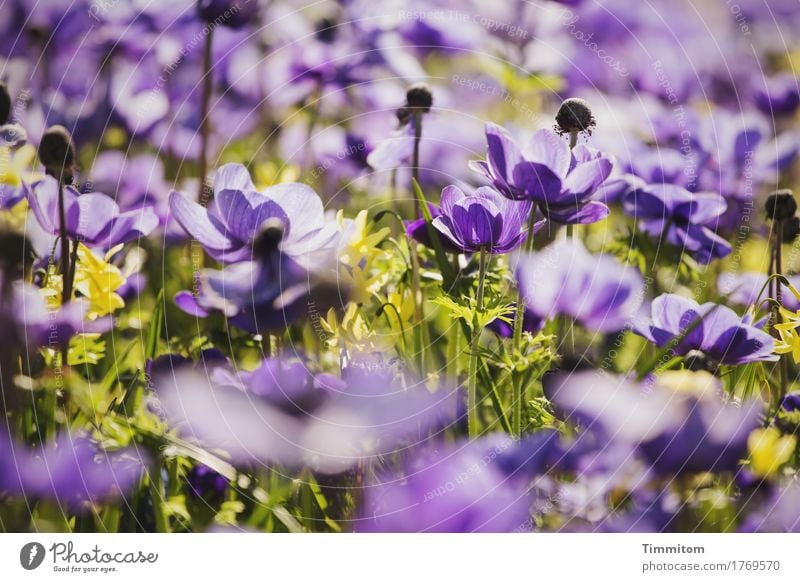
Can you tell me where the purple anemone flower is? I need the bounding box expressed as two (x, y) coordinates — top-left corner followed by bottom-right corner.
(154, 356), (458, 474)
(515, 239), (644, 333)
(545, 368), (761, 476)
(624, 183), (731, 264)
(431, 185), (542, 254)
(0, 430), (147, 504)
(358, 436), (543, 532)
(28, 176), (159, 249)
(471, 124), (612, 224)
(634, 293), (777, 366)
(168, 164), (339, 265)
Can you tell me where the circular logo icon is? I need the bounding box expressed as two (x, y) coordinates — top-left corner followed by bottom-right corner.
(20, 542), (46, 570)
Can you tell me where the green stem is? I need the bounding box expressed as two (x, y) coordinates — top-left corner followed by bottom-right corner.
(468, 247), (488, 438)
(411, 111), (423, 217)
(446, 319), (461, 381)
(409, 240), (425, 375)
(774, 220), (788, 408)
(56, 179), (70, 302)
(569, 129), (578, 149)
(510, 208), (538, 436)
(149, 464), (169, 532)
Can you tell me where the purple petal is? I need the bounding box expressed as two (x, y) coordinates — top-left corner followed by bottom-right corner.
(105, 206), (160, 247)
(174, 291), (210, 318)
(263, 182), (325, 243)
(563, 158), (612, 198)
(522, 128), (570, 177)
(546, 200), (610, 224)
(673, 192), (727, 224)
(169, 191), (235, 252)
(515, 161), (563, 202)
(212, 163), (256, 197)
(439, 185), (466, 215)
(485, 122), (523, 182)
(650, 294), (701, 335)
(29, 177), (71, 235)
(74, 193), (119, 243)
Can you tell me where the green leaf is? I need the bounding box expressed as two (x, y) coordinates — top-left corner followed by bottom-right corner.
(146, 288), (165, 361)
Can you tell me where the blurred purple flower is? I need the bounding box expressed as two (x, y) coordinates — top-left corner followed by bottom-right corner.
(358, 435), (542, 532)
(432, 185), (541, 254)
(634, 293), (777, 365)
(28, 176), (158, 249)
(623, 183), (731, 264)
(89, 151), (171, 218)
(515, 239), (644, 332)
(0, 430), (147, 504)
(545, 368), (761, 476)
(471, 124), (612, 224)
(154, 357), (458, 474)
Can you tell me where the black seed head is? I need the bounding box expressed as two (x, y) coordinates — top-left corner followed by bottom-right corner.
(315, 18), (338, 44)
(38, 125), (76, 181)
(764, 189), (797, 221)
(0, 81), (10, 125)
(683, 350), (713, 373)
(782, 216), (800, 243)
(555, 97), (596, 135)
(253, 218), (285, 261)
(405, 83), (433, 113)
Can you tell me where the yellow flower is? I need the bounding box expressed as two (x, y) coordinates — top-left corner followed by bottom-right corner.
(41, 266), (64, 311)
(337, 210), (391, 300)
(775, 330), (800, 363)
(384, 290), (415, 329)
(1, 145), (42, 229)
(748, 427), (796, 477)
(73, 244), (126, 319)
(338, 210), (390, 266)
(0, 144), (41, 188)
(321, 303), (393, 353)
(774, 306), (800, 334)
